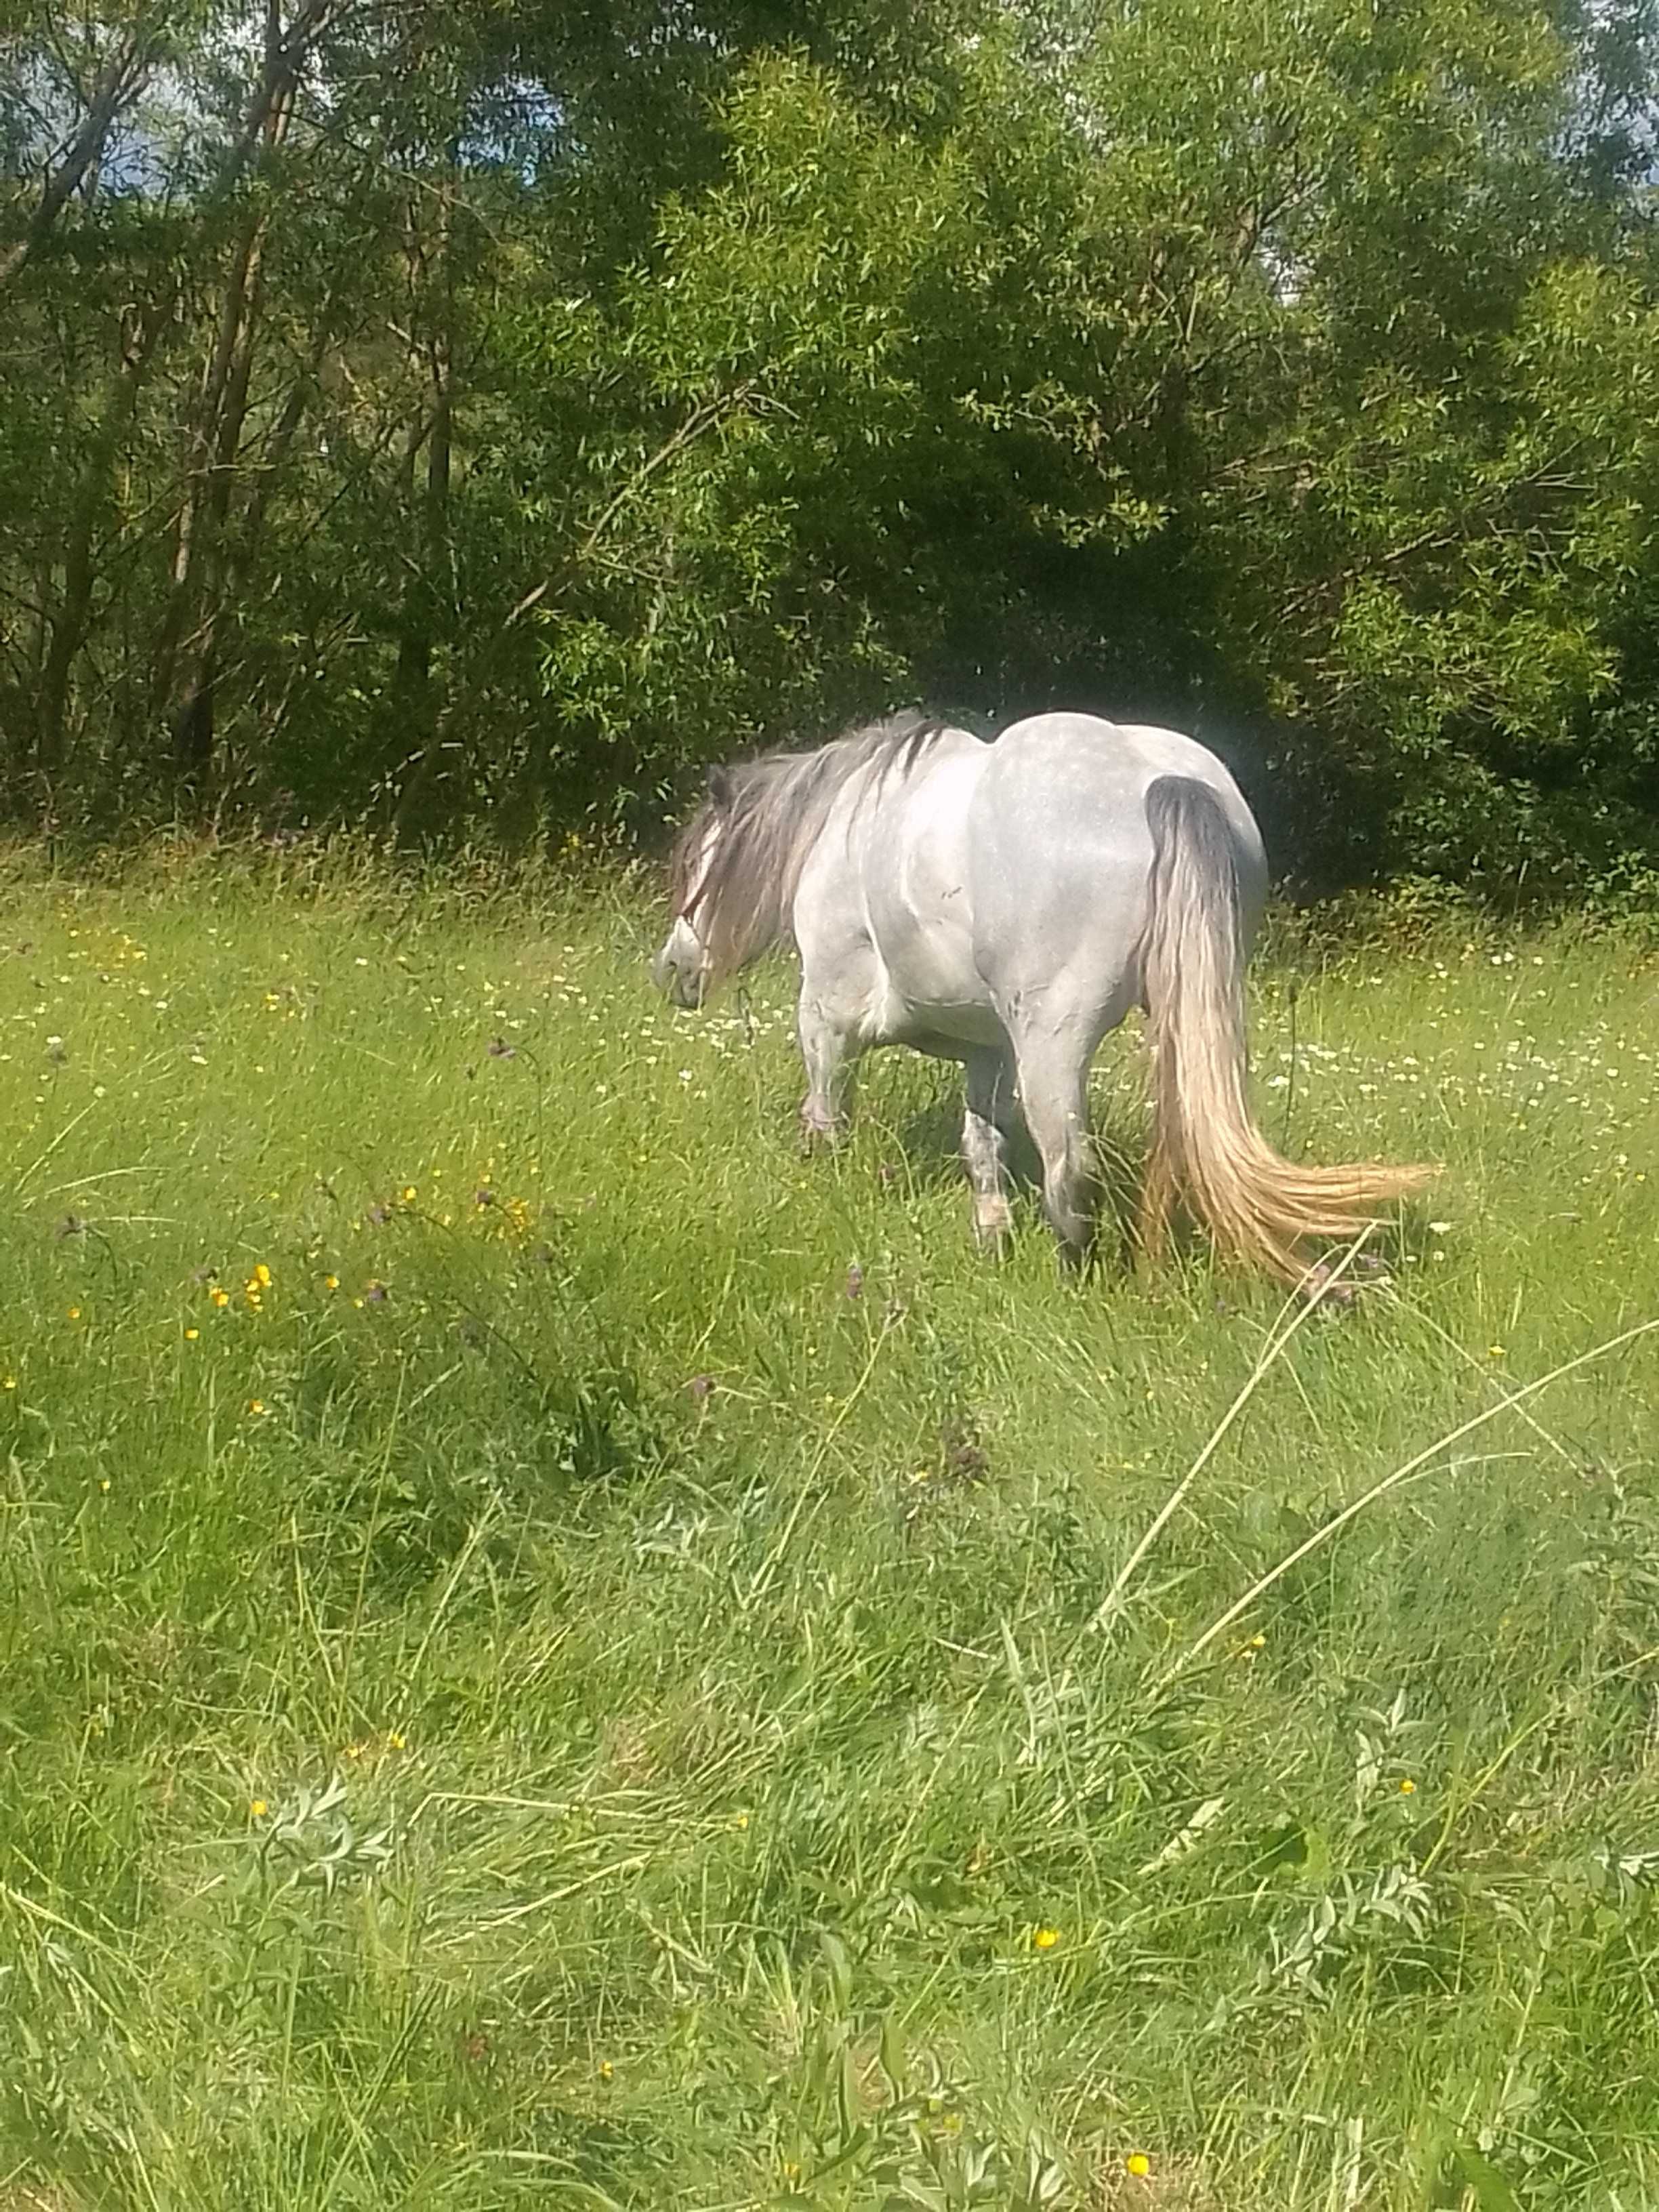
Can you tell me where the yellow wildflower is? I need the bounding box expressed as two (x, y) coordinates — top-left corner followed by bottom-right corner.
(387, 1729), (407, 1750)
(210, 1286), (230, 1308)
(598, 2060), (614, 2081)
(253, 1263), (272, 1288)
(1399, 1778), (1416, 1795)
(1126, 2153), (1152, 2179)
(67, 1305), (81, 1321)
(1032, 1927), (1060, 1950)
(250, 1798), (268, 1818)
(324, 1273), (339, 1291)
(184, 1328), (199, 1342)
(247, 1398), (266, 1416)
(401, 1185), (417, 1204)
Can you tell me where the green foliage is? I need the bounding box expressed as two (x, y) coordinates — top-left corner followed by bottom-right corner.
(1, 850), (1659, 2202)
(1, 0), (1658, 884)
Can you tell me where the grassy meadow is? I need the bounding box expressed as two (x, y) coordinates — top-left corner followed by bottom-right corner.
(2, 842), (1658, 2212)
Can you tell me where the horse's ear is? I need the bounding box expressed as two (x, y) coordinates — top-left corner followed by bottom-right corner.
(706, 763), (735, 812)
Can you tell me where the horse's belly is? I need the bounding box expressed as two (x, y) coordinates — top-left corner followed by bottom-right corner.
(873, 932), (1002, 1049)
(880, 991), (1004, 1050)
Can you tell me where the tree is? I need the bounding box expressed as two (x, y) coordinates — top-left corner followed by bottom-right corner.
(0, 0), (1655, 892)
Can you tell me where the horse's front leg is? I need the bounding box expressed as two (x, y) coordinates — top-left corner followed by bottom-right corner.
(797, 992), (859, 1151)
(962, 1047), (1019, 1252)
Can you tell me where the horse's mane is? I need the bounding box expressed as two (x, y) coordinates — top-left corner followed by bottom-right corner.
(668, 710), (949, 986)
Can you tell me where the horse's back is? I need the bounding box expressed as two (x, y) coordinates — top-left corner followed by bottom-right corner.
(964, 714), (1266, 1019)
(987, 712), (1253, 822)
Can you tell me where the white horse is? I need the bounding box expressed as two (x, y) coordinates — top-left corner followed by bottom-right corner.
(653, 710), (1429, 1284)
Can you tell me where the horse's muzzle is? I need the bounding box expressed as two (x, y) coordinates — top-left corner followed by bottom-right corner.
(652, 949), (705, 1009)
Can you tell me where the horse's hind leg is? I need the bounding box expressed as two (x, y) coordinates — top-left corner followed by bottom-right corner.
(962, 1046), (1019, 1252)
(1010, 1027), (1097, 1267)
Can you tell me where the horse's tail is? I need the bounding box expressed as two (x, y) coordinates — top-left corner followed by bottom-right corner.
(1138, 775), (1433, 1284)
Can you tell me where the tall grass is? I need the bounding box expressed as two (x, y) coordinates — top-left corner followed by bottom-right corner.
(1, 843), (1657, 2211)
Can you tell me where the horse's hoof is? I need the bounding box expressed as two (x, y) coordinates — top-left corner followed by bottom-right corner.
(1299, 1259), (1357, 1310)
(972, 1201), (1013, 1256)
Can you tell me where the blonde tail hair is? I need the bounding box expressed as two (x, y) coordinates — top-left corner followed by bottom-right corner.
(1138, 776), (1433, 1284)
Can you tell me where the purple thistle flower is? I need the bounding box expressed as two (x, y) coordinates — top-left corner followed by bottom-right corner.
(366, 1203), (390, 1227)
(474, 1187), (495, 1208)
(365, 1280), (389, 1304)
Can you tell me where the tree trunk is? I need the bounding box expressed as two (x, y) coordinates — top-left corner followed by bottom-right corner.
(391, 165), (457, 839)
(37, 300), (169, 775)
(151, 0), (340, 791)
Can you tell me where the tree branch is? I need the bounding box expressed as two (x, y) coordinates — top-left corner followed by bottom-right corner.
(504, 382), (757, 628)
(0, 21), (153, 289)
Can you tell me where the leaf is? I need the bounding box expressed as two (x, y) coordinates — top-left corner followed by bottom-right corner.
(818, 1926), (854, 2013)
(1447, 2142), (1522, 2212)
(836, 2041), (861, 2141)
(879, 2007), (906, 2095)
(1137, 1797), (1226, 1876)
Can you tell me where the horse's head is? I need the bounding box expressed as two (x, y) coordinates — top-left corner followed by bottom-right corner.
(652, 765), (734, 1009)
